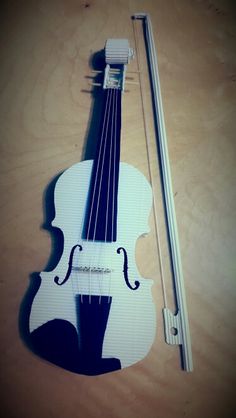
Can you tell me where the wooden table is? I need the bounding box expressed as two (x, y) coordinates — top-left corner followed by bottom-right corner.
(0, 1), (235, 417)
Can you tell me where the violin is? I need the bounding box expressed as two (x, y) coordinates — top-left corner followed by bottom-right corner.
(28, 39), (156, 375)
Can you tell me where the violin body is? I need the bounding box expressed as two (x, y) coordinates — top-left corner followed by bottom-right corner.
(29, 160), (156, 374)
(27, 39), (157, 375)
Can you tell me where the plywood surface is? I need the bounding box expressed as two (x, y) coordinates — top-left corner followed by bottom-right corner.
(0, 1), (235, 417)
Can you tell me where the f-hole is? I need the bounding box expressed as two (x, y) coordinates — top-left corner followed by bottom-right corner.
(54, 244), (83, 286)
(117, 247), (140, 290)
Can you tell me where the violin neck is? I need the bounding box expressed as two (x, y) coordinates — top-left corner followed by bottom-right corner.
(83, 87), (122, 242)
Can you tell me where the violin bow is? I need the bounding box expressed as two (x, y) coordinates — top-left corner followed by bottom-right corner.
(133, 13), (193, 372)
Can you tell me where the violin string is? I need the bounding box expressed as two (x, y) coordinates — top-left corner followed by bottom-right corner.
(111, 88), (117, 243)
(105, 88), (116, 303)
(76, 153), (100, 304)
(103, 89), (116, 303)
(105, 88), (115, 243)
(86, 88), (111, 241)
(132, 18), (168, 308)
(95, 88), (112, 304)
(109, 87), (118, 302)
(85, 88), (111, 303)
(92, 88), (112, 243)
(91, 87), (113, 303)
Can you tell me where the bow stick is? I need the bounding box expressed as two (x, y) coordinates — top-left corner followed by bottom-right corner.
(133, 13), (193, 372)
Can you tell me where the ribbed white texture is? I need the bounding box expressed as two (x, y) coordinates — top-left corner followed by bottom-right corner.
(105, 39), (133, 64)
(163, 308), (182, 345)
(133, 13), (193, 372)
(29, 160), (156, 369)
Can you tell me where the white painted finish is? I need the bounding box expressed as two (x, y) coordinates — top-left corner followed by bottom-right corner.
(103, 39), (134, 91)
(133, 13), (193, 372)
(105, 39), (134, 65)
(29, 160), (156, 369)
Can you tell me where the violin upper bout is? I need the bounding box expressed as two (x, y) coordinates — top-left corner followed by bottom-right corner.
(49, 160), (93, 231)
(118, 162), (153, 239)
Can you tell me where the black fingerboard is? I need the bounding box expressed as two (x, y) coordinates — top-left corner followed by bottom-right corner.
(83, 88), (122, 242)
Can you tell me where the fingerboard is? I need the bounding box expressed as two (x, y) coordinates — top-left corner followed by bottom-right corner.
(83, 88), (122, 242)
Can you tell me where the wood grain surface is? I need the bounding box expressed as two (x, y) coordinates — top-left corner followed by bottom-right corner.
(0, 1), (235, 417)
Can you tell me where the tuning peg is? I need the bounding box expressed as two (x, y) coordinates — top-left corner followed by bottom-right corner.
(88, 82), (102, 87)
(125, 80), (139, 85)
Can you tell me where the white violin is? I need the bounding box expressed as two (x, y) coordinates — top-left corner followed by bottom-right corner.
(28, 39), (156, 375)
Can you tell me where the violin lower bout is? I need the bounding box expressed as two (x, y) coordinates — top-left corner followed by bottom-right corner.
(29, 160), (156, 375)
